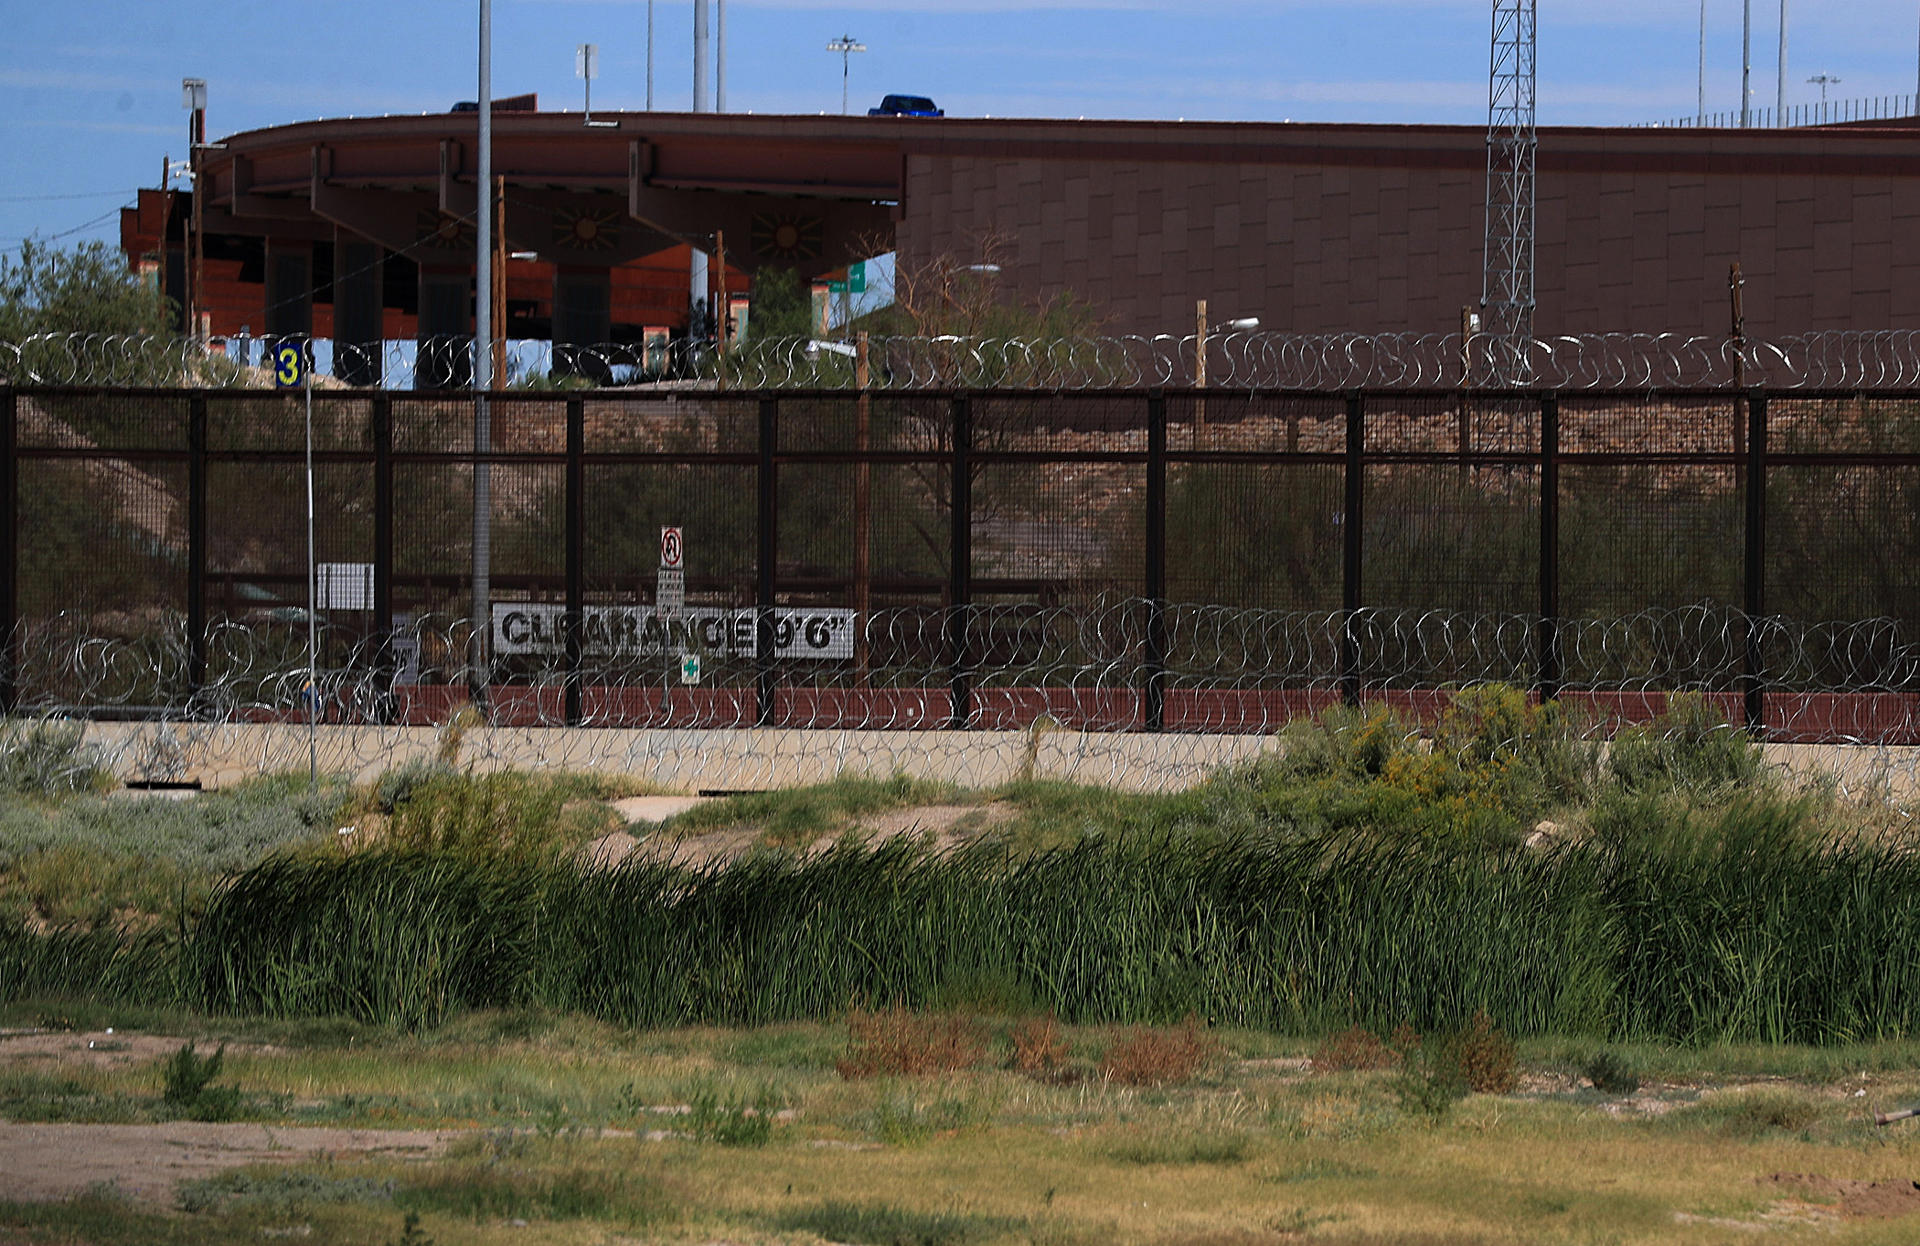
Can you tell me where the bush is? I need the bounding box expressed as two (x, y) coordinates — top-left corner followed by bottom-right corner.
(1445, 1010), (1519, 1094)
(1384, 1013), (1515, 1120)
(0, 718), (108, 797)
(161, 1040), (240, 1120)
(685, 1084), (780, 1146)
(1275, 703), (1420, 782)
(1609, 693), (1765, 794)
(1584, 1050), (1641, 1096)
(1388, 1030), (1466, 1122)
(1256, 687), (1598, 846)
(384, 771), (622, 862)
(1310, 1026), (1401, 1073)
(374, 757), (453, 814)
(1099, 1015), (1219, 1086)
(1008, 1012), (1069, 1077)
(837, 1007), (988, 1079)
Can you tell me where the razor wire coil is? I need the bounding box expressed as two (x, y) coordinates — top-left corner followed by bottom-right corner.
(11, 330), (1920, 391)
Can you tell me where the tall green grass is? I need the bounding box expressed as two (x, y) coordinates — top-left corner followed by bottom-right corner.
(149, 797), (1920, 1044)
(7, 689), (1912, 1046)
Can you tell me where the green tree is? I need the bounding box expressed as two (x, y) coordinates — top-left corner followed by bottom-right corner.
(744, 266), (814, 340)
(0, 238), (172, 339)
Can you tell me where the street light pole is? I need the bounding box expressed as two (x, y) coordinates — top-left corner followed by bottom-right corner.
(1777, 0), (1788, 121)
(827, 35), (866, 114)
(473, 0), (494, 700)
(1698, 0), (1707, 125)
(1742, 0), (1752, 126)
(181, 78), (207, 341)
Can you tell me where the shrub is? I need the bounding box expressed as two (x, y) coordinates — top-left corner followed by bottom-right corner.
(836, 1007), (988, 1079)
(0, 718), (108, 797)
(161, 1039), (240, 1120)
(1425, 685), (1598, 825)
(383, 771), (619, 862)
(1584, 1050), (1641, 1096)
(685, 1084), (779, 1146)
(1309, 1026), (1401, 1073)
(1609, 692), (1765, 794)
(1008, 1012), (1070, 1077)
(1445, 1010), (1519, 1094)
(1389, 1038), (1467, 1122)
(1275, 703), (1420, 782)
(1100, 1015), (1219, 1086)
(373, 757), (453, 814)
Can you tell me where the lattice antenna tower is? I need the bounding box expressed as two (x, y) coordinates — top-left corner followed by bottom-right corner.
(1481, 0), (1537, 384)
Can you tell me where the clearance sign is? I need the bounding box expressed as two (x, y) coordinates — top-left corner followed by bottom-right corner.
(492, 603), (853, 661)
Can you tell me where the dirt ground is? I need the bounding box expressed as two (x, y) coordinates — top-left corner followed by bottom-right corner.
(0, 1030), (461, 1205)
(0, 1119), (461, 1204)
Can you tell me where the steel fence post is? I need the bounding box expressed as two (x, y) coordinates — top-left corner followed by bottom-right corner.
(372, 395), (394, 722)
(188, 393), (207, 703)
(757, 396), (778, 727)
(1144, 389), (1167, 732)
(948, 393), (972, 730)
(1538, 392), (1560, 703)
(566, 396), (585, 727)
(1341, 391), (1364, 707)
(1744, 389), (1768, 735)
(0, 388), (14, 714)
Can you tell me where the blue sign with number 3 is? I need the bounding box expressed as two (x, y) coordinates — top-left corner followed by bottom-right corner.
(273, 342), (308, 389)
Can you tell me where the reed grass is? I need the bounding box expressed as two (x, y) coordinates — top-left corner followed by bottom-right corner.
(6, 689), (1913, 1047)
(138, 792), (1920, 1045)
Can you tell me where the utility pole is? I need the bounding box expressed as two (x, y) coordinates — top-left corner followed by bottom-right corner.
(827, 34), (866, 114)
(1481, 0), (1537, 385)
(646, 0), (655, 109)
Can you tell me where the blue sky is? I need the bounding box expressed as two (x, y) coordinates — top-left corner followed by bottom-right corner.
(3, 1), (1918, 255)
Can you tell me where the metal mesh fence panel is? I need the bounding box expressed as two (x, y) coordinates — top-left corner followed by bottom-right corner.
(4, 383), (1919, 781)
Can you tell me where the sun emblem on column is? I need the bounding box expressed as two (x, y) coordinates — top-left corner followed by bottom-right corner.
(416, 209), (474, 249)
(553, 207), (620, 251)
(751, 213), (822, 261)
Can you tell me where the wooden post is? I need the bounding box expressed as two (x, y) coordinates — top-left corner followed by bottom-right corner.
(714, 229), (729, 391)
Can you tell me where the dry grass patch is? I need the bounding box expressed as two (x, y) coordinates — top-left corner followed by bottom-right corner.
(1100, 1016), (1220, 1087)
(836, 1007), (990, 1079)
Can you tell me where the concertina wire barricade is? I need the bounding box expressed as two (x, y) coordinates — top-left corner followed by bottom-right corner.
(12, 329), (1920, 391)
(2, 358), (1918, 800)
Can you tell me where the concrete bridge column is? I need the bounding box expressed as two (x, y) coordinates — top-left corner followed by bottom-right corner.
(333, 233), (385, 387)
(417, 265), (472, 390)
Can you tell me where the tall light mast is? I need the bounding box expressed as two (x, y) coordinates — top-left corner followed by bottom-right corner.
(1481, 0), (1537, 384)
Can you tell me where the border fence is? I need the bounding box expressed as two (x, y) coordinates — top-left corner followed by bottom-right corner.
(3, 382), (1917, 790)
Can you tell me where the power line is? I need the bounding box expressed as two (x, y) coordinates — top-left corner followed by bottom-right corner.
(0, 189), (142, 204)
(0, 205), (130, 251)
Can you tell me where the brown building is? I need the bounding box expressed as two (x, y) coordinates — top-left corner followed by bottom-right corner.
(123, 106), (1920, 364)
